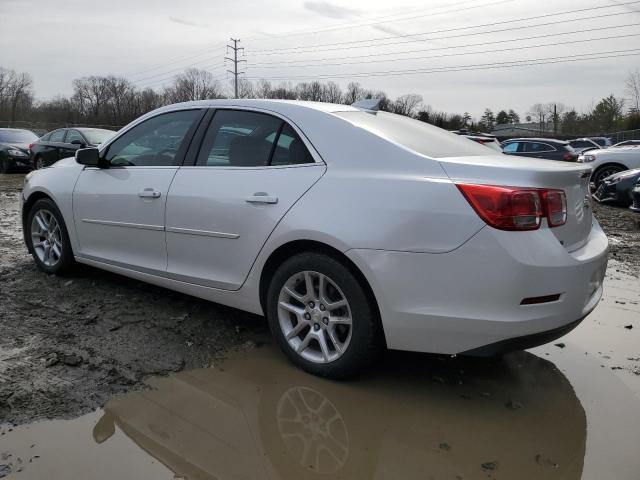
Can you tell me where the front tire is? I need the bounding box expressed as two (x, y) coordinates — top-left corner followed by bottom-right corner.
(266, 252), (382, 379)
(592, 164), (625, 187)
(26, 198), (75, 275)
(0, 158), (9, 174)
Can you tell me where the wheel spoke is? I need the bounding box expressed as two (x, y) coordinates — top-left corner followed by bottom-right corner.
(279, 301), (304, 316)
(327, 329), (343, 354)
(304, 271), (315, 300)
(35, 212), (48, 232)
(52, 243), (62, 258)
(296, 332), (313, 353)
(325, 299), (347, 311)
(286, 320), (308, 340)
(318, 274), (327, 303)
(283, 285), (305, 303)
(330, 316), (352, 325)
(318, 332), (330, 361)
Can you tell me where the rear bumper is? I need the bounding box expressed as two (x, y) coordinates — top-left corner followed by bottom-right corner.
(346, 220), (608, 354)
(7, 156), (32, 170)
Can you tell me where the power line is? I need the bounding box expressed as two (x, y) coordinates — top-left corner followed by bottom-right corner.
(247, 32), (640, 70)
(225, 38), (246, 99)
(244, 48), (640, 80)
(249, 23), (639, 66)
(242, 0), (511, 44)
(125, 42), (227, 79)
(249, 1), (640, 55)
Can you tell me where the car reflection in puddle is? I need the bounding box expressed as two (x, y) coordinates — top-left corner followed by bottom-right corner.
(91, 347), (587, 480)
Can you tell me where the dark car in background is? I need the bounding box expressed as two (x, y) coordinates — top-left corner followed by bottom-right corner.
(501, 138), (578, 162)
(592, 168), (640, 207)
(0, 128), (39, 173)
(29, 127), (115, 169)
(569, 138), (601, 154)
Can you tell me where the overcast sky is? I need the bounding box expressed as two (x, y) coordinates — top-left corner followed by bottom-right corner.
(1, 0), (639, 118)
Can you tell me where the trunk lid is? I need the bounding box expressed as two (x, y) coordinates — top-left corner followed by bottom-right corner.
(439, 154), (593, 251)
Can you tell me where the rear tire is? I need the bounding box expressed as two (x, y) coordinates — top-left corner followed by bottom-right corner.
(266, 251), (383, 379)
(26, 198), (76, 275)
(0, 159), (9, 174)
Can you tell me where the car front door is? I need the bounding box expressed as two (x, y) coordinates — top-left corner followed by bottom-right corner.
(165, 109), (325, 290)
(60, 129), (86, 158)
(46, 129), (67, 165)
(73, 109), (204, 273)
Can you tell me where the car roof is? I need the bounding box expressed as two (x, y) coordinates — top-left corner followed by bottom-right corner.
(155, 99), (360, 115)
(503, 137), (568, 145)
(0, 128), (32, 133)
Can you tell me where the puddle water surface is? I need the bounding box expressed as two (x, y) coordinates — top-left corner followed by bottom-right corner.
(2, 342), (640, 480)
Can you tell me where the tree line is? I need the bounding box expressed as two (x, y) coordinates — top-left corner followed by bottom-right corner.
(1, 64), (639, 136)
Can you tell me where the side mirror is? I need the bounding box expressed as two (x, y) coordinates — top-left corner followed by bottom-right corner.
(71, 139), (86, 147)
(76, 147), (108, 168)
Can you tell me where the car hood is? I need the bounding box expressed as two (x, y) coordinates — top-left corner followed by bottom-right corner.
(51, 156), (79, 168)
(0, 142), (29, 151)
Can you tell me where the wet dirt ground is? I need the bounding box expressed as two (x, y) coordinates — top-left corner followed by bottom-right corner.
(1, 172), (639, 479)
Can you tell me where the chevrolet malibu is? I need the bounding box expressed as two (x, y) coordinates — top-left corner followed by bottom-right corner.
(20, 99), (608, 378)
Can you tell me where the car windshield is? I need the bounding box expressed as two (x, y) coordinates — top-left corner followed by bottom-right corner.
(0, 130), (38, 143)
(571, 140), (593, 148)
(81, 128), (115, 145)
(335, 111), (490, 158)
(592, 138), (607, 147)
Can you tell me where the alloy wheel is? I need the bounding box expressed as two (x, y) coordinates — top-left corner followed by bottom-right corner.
(30, 209), (63, 267)
(594, 166), (624, 186)
(278, 271), (353, 364)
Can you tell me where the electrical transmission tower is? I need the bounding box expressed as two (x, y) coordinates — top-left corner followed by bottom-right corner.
(225, 38), (246, 99)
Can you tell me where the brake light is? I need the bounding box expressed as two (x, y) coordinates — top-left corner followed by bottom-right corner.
(562, 152), (576, 161)
(28, 143), (34, 150)
(456, 184), (567, 231)
(543, 190), (567, 227)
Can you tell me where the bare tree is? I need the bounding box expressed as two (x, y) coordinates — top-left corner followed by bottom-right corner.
(625, 69), (640, 112)
(344, 82), (364, 104)
(323, 82), (343, 103)
(391, 94), (423, 117)
(164, 68), (223, 103)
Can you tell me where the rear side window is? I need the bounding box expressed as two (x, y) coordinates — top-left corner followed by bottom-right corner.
(571, 140), (592, 148)
(335, 110), (490, 158)
(196, 110), (314, 167)
(522, 142), (555, 153)
(49, 130), (65, 142)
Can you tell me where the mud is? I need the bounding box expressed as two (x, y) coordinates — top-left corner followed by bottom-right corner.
(0, 174), (269, 426)
(1, 172), (640, 479)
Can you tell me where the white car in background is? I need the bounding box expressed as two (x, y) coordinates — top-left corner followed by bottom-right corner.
(578, 145), (640, 186)
(20, 99), (608, 378)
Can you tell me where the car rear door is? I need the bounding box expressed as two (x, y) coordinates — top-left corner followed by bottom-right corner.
(521, 141), (559, 160)
(165, 108), (325, 290)
(45, 129), (66, 165)
(73, 109), (204, 273)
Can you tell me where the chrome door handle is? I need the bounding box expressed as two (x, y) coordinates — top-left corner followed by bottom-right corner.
(246, 192), (278, 204)
(138, 188), (161, 199)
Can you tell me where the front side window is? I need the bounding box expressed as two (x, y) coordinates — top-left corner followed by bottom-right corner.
(197, 110), (314, 167)
(105, 110), (201, 167)
(65, 130), (84, 144)
(49, 130), (66, 143)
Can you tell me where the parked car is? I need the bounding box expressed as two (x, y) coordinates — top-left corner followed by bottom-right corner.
(630, 181), (640, 212)
(29, 127), (115, 169)
(592, 168), (640, 206)
(589, 137), (613, 148)
(0, 128), (38, 173)
(613, 139), (640, 148)
(577, 145), (640, 187)
(501, 138), (578, 162)
(451, 130), (503, 152)
(21, 99), (608, 378)
(568, 138), (601, 154)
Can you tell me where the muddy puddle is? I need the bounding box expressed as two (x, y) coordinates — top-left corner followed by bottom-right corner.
(2, 342), (640, 480)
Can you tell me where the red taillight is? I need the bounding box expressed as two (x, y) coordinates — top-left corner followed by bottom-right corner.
(543, 189), (567, 227)
(456, 184), (567, 231)
(28, 143), (34, 150)
(562, 152), (576, 161)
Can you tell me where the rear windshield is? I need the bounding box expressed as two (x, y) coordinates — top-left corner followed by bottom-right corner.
(81, 128), (115, 145)
(335, 111), (490, 158)
(0, 129), (38, 143)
